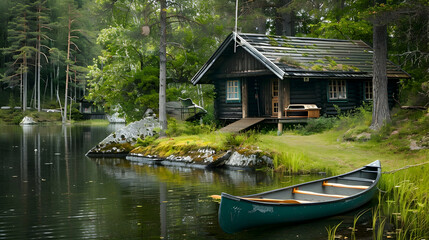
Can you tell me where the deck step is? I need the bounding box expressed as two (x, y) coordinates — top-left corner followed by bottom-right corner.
(218, 118), (265, 133)
(292, 188), (348, 198)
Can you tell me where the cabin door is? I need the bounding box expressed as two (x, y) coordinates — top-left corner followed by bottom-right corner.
(271, 79), (279, 117)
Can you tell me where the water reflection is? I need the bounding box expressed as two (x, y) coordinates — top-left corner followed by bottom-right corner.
(0, 125), (375, 239)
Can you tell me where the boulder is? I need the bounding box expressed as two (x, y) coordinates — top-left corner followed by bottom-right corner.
(86, 112), (160, 157)
(20, 116), (36, 125)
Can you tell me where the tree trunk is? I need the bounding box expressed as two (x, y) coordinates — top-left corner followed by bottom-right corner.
(37, 5), (41, 112)
(370, 24), (390, 130)
(275, 0), (294, 36)
(23, 58), (27, 112)
(63, 4), (72, 124)
(159, 0), (168, 133)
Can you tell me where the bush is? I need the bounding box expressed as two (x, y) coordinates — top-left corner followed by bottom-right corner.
(296, 117), (337, 135)
(220, 131), (260, 149)
(165, 118), (214, 137)
(135, 135), (159, 147)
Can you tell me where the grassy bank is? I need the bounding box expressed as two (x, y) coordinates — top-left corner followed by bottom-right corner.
(0, 109), (62, 124)
(0, 109), (110, 125)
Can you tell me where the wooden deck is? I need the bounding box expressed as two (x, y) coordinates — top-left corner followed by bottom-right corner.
(218, 118), (265, 133)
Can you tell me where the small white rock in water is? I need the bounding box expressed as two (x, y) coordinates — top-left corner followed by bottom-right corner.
(20, 116), (36, 125)
(107, 112), (126, 123)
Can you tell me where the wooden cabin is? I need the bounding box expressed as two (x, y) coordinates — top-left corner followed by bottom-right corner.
(191, 33), (410, 132)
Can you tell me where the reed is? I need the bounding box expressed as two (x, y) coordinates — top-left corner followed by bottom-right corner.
(272, 151), (317, 174)
(351, 208), (370, 240)
(326, 221), (342, 240)
(377, 165), (429, 240)
(371, 203), (387, 240)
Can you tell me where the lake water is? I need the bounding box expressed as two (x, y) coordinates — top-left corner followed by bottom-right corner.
(0, 125), (375, 239)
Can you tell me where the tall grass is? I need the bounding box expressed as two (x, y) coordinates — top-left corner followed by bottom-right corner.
(295, 117), (337, 135)
(326, 221), (342, 240)
(378, 165), (429, 240)
(351, 208), (370, 240)
(272, 152), (309, 174)
(372, 201), (387, 240)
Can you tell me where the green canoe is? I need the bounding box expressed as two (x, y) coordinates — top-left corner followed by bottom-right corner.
(218, 160), (381, 233)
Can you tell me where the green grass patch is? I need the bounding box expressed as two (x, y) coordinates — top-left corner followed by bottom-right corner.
(378, 164), (429, 240)
(73, 119), (110, 126)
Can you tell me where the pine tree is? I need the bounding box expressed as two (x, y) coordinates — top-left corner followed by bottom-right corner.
(3, 0), (36, 111)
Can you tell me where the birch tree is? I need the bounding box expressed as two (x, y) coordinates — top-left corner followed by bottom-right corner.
(159, 0), (167, 133)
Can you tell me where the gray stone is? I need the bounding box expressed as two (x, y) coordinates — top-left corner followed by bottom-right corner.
(86, 114), (160, 156)
(20, 116), (36, 125)
(107, 112), (126, 123)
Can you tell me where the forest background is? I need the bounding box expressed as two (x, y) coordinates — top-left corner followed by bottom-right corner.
(0, 0), (428, 124)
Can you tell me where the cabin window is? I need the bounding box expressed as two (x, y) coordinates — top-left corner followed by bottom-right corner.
(364, 81), (373, 100)
(329, 80), (347, 100)
(226, 80), (241, 103)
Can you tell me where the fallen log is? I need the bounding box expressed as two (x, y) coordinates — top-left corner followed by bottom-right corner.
(400, 106), (427, 110)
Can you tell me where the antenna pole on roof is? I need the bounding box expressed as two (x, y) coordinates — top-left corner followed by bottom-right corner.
(234, 0), (238, 53)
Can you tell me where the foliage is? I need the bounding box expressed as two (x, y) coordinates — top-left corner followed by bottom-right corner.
(70, 103), (83, 121)
(0, 0), (99, 112)
(0, 109), (63, 124)
(336, 102), (373, 128)
(165, 118), (214, 137)
(368, 109), (429, 151)
(134, 135), (159, 148)
(86, 0), (225, 122)
(294, 117), (337, 135)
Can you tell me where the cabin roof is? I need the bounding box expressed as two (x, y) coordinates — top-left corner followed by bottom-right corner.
(191, 32), (410, 84)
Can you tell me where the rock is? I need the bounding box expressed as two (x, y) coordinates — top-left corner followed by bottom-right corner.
(343, 129), (371, 142)
(86, 113), (160, 157)
(410, 140), (423, 150)
(410, 134), (429, 150)
(355, 132), (371, 141)
(127, 147), (273, 170)
(20, 116), (36, 125)
(222, 151), (273, 169)
(107, 112), (126, 123)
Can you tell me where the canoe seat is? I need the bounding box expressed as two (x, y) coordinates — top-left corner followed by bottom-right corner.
(338, 177), (375, 183)
(209, 195), (312, 204)
(243, 197), (312, 204)
(292, 188), (348, 199)
(322, 181), (369, 190)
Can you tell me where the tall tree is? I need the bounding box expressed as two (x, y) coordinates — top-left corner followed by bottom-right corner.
(87, 0), (224, 122)
(3, 0), (36, 111)
(159, 0), (167, 132)
(33, 0), (50, 112)
(370, 19), (389, 130)
(367, 1), (429, 129)
(60, 0), (81, 123)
